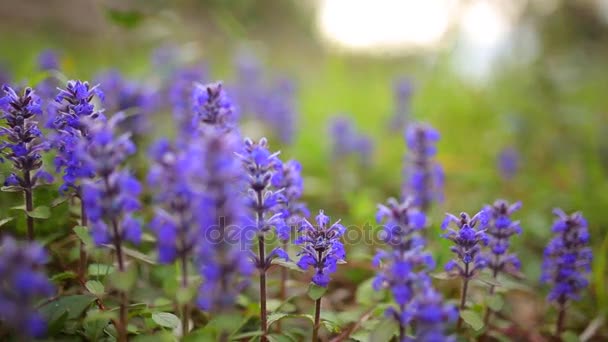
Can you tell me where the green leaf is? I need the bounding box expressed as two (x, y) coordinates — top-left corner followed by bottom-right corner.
(176, 286), (196, 304)
(27, 205), (51, 219)
(487, 294), (504, 312)
(268, 312), (290, 327)
(231, 330), (265, 340)
(74, 225), (93, 246)
(83, 317), (110, 341)
(369, 318), (398, 341)
(108, 266), (137, 292)
(561, 331), (580, 342)
(88, 263), (115, 277)
(321, 318), (341, 333)
(475, 274), (502, 287)
(0, 217), (13, 227)
(105, 8), (144, 29)
(356, 277), (384, 306)
(460, 310), (484, 331)
(1, 185), (23, 192)
(104, 244), (156, 265)
(307, 283), (327, 301)
(267, 334), (297, 342)
(271, 259), (304, 272)
(39, 295), (96, 324)
(50, 271), (77, 283)
(432, 272), (457, 280)
(50, 196), (68, 208)
(152, 312), (181, 329)
(85, 280), (105, 297)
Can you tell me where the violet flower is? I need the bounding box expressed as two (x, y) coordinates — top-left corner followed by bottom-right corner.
(541, 209), (592, 335)
(192, 82), (238, 134)
(0, 85), (52, 240)
(0, 236), (54, 338)
(497, 147), (519, 180)
(441, 210), (489, 329)
(403, 123), (443, 212)
(390, 78), (414, 131)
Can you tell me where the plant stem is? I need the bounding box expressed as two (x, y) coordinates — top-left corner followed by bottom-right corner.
(278, 241), (288, 333)
(457, 263), (470, 331)
(483, 257), (500, 326)
(23, 170), (34, 241)
(556, 299), (566, 337)
(181, 255), (189, 337)
(258, 235), (268, 341)
(312, 296), (322, 342)
(78, 193), (88, 281)
(111, 218), (128, 342)
(398, 323), (405, 342)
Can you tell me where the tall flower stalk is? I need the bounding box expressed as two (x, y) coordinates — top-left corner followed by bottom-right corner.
(273, 160), (309, 303)
(196, 130), (254, 338)
(80, 114), (141, 342)
(441, 210), (489, 330)
(403, 123), (443, 213)
(373, 197), (454, 341)
(296, 210), (345, 341)
(0, 86), (53, 240)
(51, 80), (105, 280)
(482, 200), (522, 325)
(541, 209), (592, 336)
(237, 137), (288, 340)
(0, 236), (54, 338)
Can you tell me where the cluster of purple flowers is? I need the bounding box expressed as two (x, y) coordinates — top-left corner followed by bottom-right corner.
(192, 82), (238, 134)
(373, 197), (454, 340)
(95, 70), (156, 136)
(541, 209), (592, 304)
(231, 53), (298, 144)
(403, 123), (443, 212)
(442, 210), (489, 278)
(329, 116), (374, 166)
(80, 114), (141, 249)
(50, 80), (105, 193)
(296, 210), (346, 287)
(196, 131), (253, 311)
(0, 85), (52, 188)
(0, 236), (54, 338)
(169, 64), (209, 134)
(484, 200), (522, 278)
(389, 78), (414, 131)
(273, 159), (309, 241)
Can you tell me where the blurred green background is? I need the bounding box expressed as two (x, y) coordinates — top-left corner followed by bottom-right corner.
(1, 0), (607, 337)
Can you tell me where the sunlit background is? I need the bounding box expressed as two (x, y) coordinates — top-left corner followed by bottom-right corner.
(0, 0), (607, 338)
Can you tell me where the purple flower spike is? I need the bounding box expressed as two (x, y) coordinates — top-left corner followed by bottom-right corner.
(80, 114), (141, 247)
(272, 160), (309, 242)
(329, 115), (374, 166)
(0, 236), (54, 338)
(497, 147), (519, 180)
(483, 200), (522, 278)
(389, 77), (414, 131)
(442, 210), (489, 278)
(296, 210), (346, 287)
(541, 209), (592, 303)
(192, 82), (238, 134)
(403, 123), (443, 212)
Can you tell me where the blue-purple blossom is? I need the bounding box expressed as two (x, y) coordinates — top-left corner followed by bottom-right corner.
(258, 78), (298, 144)
(329, 115), (374, 166)
(373, 198), (449, 339)
(441, 210), (489, 278)
(50, 80), (105, 193)
(237, 137), (289, 268)
(296, 210), (346, 287)
(192, 82), (238, 133)
(406, 285), (457, 342)
(80, 114), (141, 247)
(169, 64), (208, 134)
(541, 209), (592, 303)
(497, 147), (519, 180)
(95, 70), (156, 136)
(0, 236), (54, 338)
(0, 86), (53, 188)
(37, 49), (60, 71)
(272, 159), (309, 242)
(483, 200), (522, 277)
(196, 131), (254, 311)
(404, 123), (443, 212)
(390, 78), (414, 131)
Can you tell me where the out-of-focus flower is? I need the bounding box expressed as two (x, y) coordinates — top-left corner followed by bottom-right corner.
(389, 78), (414, 131)
(497, 147), (518, 180)
(483, 200), (522, 277)
(296, 210), (346, 287)
(272, 159), (309, 241)
(329, 115), (374, 166)
(192, 82), (238, 134)
(403, 123), (443, 212)
(169, 64), (208, 134)
(541, 209), (592, 303)
(0, 236), (54, 338)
